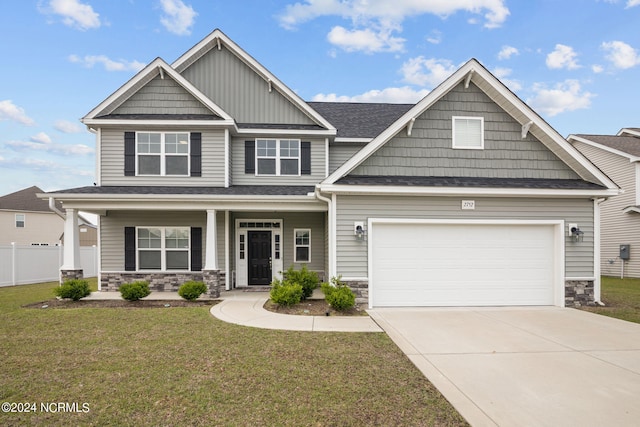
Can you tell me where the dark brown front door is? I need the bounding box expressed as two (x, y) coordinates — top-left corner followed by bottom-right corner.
(248, 231), (272, 285)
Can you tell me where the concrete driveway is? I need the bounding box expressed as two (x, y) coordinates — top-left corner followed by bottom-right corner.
(368, 307), (640, 427)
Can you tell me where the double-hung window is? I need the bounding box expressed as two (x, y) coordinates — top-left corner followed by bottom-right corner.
(294, 229), (311, 263)
(256, 139), (300, 175)
(452, 117), (484, 149)
(137, 132), (189, 175)
(137, 227), (190, 270)
(15, 213), (25, 228)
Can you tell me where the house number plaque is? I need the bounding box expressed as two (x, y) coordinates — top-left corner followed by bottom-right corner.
(461, 200), (475, 210)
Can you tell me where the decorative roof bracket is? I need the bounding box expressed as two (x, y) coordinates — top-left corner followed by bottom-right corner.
(464, 70), (475, 89)
(158, 66), (164, 79)
(521, 120), (534, 139)
(407, 117), (416, 136)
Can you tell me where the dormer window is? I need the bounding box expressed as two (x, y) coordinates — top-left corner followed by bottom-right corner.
(452, 117), (484, 150)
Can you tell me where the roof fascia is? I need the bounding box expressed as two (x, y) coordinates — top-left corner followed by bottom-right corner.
(234, 128), (336, 137)
(617, 128), (640, 137)
(82, 119), (236, 127)
(333, 138), (372, 143)
(82, 58), (233, 122)
(318, 183), (620, 198)
(568, 135), (640, 163)
(623, 206), (640, 214)
(171, 29), (336, 132)
(323, 58), (618, 191)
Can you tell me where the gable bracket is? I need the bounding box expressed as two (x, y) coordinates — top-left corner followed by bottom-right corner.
(158, 66), (164, 80)
(521, 120), (533, 139)
(407, 117), (416, 136)
(464, 70), (475, 89)
(217, 38), (221, 51)
(267, 79), (272, 93)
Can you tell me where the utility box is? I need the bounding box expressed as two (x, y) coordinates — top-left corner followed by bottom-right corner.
(620, 244), (630, 260)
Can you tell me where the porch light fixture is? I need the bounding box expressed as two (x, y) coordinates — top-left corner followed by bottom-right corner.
(354, 222), (365, 240)
(570, 226), (584, 242)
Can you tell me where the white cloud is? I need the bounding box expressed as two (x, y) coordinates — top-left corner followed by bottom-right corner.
(46, 0), (101, 30)
(0, 100), (35, 126)
(546, 44), (581, 70)
(426, 30), (442, 45)
(401, 57), (457, 87)
(312, 86), (430, 103)
(6, 139), (93, 156)
(159, 0), (197, 36)
(627, 0), (640, 7)
(69, 54), (146, 72)
(54, 120), (83, 133)
(527, 80), (594, 117)
(592, 64), (604, 73)
(491, 67), (522, 91)
(498, 45), (519, 60)
(30, 132), (53, 144)
(601, 41), (640, 69)
(0, 156), (92, 177)
(327, 26), (405, 53)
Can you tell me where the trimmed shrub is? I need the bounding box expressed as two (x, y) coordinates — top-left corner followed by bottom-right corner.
(284, 265), (319, 300)
(54, 279), (91, 301)
(270, 278), (303, 306)
(119, 281), (151, 301)
(178, 281), (208, 301)
(322, 276), (355, 311)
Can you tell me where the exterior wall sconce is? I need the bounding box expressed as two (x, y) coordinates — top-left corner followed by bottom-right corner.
(569, 224), (584, 242)
(354, 222), (365, 240)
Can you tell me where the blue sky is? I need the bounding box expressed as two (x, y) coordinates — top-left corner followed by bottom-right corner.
(1, 0), (639, 197)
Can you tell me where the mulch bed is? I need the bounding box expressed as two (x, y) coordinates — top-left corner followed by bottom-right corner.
(23, 299), (219, 309)
(263, 299), (368, 316)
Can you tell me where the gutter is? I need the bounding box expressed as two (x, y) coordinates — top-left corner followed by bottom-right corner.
(49, 197), (66, 220)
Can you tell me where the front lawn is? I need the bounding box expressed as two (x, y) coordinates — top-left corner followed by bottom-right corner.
(580, 276), (640, 324)
(0, 281), (467, 426)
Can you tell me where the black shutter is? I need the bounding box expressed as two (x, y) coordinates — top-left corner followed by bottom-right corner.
(245, 140), (255, 174)
(124, 132), (136, 176)
(190, 132), (202, 177)
(301, 141), (311, 175)
(191, 227), (203, 271)
(124, 227), (136, 271)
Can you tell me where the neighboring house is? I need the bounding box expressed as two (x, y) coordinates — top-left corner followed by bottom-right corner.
(43, 29), (618, 307)
(569, 128), (640, 278)
(0, 186), (97, 246)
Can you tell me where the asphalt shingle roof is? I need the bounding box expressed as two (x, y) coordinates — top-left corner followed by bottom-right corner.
(308, 102), (414, 139)
(575, 133), (640, 157)
(0, 186), (63, 212)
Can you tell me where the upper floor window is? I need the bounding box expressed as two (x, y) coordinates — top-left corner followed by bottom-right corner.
(137, 132), (189, 175)
(452, 117), (484, 150)
(256, 139), (300, 176)
(15, 213), (25, 228)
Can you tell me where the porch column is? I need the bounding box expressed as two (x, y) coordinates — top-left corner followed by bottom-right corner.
(205, 209), (218, 270)
(60, 208), (83, 282)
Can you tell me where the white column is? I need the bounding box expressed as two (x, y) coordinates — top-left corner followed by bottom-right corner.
(61, 208), (81, 270)
(205, 209), (218, 270)
(224, 210), (230, 290)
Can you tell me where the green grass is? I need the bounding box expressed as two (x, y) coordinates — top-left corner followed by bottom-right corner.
(0, 281), (467, 426)
(580, 276), (640, 324)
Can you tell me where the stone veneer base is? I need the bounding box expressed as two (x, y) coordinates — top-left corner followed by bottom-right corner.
(101, 271), (225, 297)
(60, 269), (84, 283)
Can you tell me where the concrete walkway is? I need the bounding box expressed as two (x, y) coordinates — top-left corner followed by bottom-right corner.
(86, 289), (382, 332)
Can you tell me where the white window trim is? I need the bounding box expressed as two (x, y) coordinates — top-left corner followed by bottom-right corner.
(136, 226), (190, 271)
(136, 132), (190, 176)
(452, 116), (484, 150)
(294, 228), (311, 263)
(255, 138), (301, 176)
(15, 213), (25, 228)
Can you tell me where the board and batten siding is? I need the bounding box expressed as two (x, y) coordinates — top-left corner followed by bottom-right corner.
(329, 141), (367, 174)
(180, 45), (315, 125)
(100, 128), (225, 186)
(111, 75), (214, 116)
(335, 195), (594, 278)
(230, 137), (326, 185)
(100, 211), (224, 271)
(229, 212), (326, 277)
(352, 82), (580, 180)
(572, 141), (640, 278)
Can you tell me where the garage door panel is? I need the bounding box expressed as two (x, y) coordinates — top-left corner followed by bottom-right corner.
(371, 222), (557, 307)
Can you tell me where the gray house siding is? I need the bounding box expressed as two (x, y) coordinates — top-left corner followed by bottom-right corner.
(180, 45), (316, 125)
(572, 141), (640, 278)
(101, 128), (225, 186)
(351, 82), (580, 180)
(230, 137), (326, 185)
(111, 75), (213, 116)
(329, 141), (367, 174)
(335, 195), (594, 278)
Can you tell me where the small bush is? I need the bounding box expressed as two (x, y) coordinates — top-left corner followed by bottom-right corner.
(270, 278), (303, 306)
(284, 265), (319, 300)
(322, 276), (355, 311)
(54, 279), (91, 301)
(119, 281), (151, 301)
(178, 281), (208, 301)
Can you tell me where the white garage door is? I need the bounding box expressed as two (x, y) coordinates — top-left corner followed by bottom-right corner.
(370, 222), (558, 307)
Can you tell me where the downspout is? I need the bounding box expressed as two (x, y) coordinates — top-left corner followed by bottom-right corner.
(49, 197), (66, 220)
(593, 197), (606, 306)
(314, 187), (334, 280)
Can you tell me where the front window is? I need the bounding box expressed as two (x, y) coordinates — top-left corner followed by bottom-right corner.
(256, 139), (300, 176)
(452, 117), (484, 149)
(15, 214), (25, 228)
(294, 229), (311, 263)
(137, 227), (189, 270)
(137, 132), (189, 175)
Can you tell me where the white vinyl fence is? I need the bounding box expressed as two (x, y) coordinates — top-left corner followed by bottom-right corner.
(0, 244), (97, 287)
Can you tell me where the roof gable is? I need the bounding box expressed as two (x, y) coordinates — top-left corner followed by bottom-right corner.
(324, 59), (617, 190)
(568, 133), (640, 161)
(82, 58), (233, 123)
(0, 186), (61, 212)
(173, 29), (335, 131)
